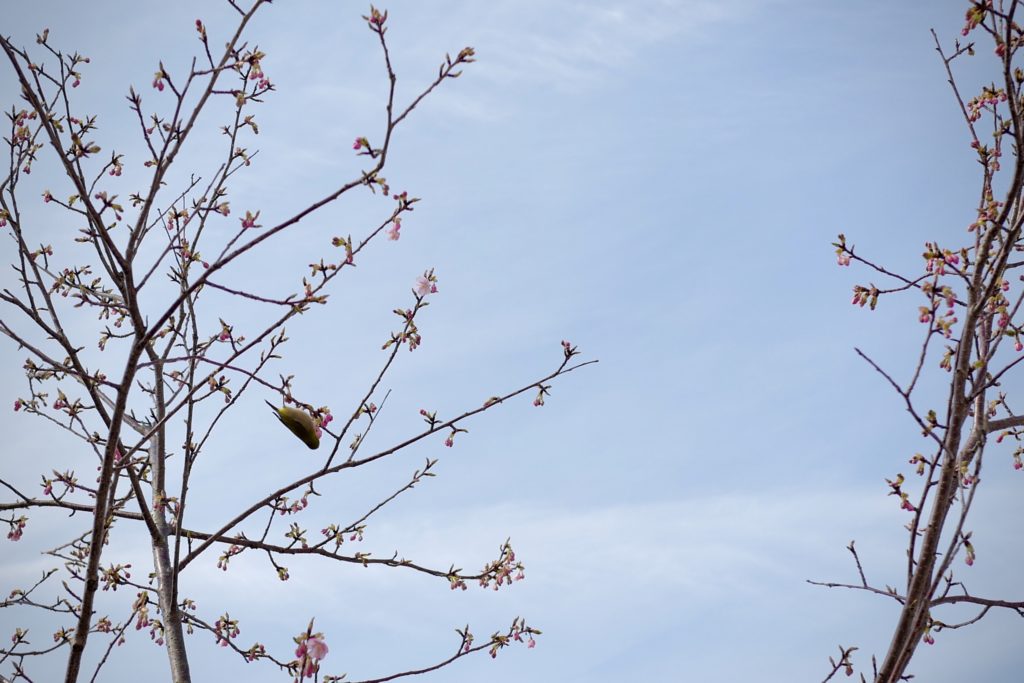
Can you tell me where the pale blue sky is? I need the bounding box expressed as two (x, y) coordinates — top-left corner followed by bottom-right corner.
(2, 1), (1023, 681)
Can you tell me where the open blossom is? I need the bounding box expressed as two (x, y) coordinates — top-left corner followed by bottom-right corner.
(305, 637), (328, 660)
(386, 218), (401, 240)
(836, 252), (850, 266)
(414, 275), (437, 296)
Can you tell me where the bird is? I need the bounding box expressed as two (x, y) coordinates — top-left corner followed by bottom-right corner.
(265, 399), (320, 450)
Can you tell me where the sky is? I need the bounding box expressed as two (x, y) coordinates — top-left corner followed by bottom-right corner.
(2, 0), (1024, 681)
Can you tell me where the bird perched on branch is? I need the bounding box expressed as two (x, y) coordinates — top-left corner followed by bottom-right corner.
(265, 399), (320, 450)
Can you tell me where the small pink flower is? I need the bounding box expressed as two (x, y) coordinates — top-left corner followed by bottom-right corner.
(13, 400), (21, 412)
(386, 219), (401, 241)
(444, 437), (454, 447)
(527, 637), (536, 649)
(415, 275), (433, 296)
(305, 637), (328, 660)
(1015, 341), (1022, 352)
(240, 210), (260, 229)
(836, 253), (850, 266)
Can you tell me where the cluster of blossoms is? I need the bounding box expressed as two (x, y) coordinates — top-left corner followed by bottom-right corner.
(478, 542), (525, 591)
(5, 515), (27, 541)
(244, 643), (266, 663)
(292, 632), (329, 679)
(316, 409), (333, 438)
(922, 243), (960, 276)
(215, 613), (240, 648)
(100, 563), (133, 591)
(850, 284), (878, 310)
(273, 491), (311, 516)
(886, 474), (915, 512)
(317, 523), (363, 548)
(966, 85), (1007, 122)
(485, 617), (540, 659)
(244, 49), (271, 90)
(216, 544), (245, 571)
(133, 593), (165, 645)
(510, 618), (537, 650)
(41, 470), (78, 498)
(962, 2), (988, 36)
(364, 5), (387, 28)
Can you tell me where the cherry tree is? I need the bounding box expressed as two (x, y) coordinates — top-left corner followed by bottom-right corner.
(0, 4), (593, 682)
(820, 2), (1024, 680)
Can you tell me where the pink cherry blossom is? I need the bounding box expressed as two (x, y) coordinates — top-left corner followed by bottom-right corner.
(415, 275), (433, 296)
(386, 219), (401, 241)
(305, 637), (328, 660)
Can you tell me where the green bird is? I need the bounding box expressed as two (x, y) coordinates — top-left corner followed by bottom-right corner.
(265, 399), (320, 450)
